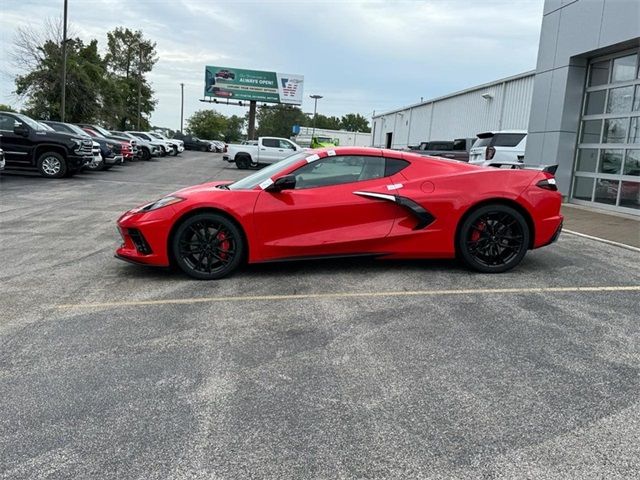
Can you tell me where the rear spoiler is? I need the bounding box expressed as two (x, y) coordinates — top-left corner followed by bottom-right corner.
(485, 161), (558, 175)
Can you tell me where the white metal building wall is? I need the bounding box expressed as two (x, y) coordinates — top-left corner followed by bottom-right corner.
(372, 72), (535, 148)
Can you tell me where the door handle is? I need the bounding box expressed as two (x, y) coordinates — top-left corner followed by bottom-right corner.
(260, 148), (266, 150)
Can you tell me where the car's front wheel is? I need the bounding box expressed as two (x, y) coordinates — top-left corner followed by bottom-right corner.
(235, 154), (250, 169)
(37, 152), (67, 178)
(457, 204), (530, 273)
(172, 213), (245, 280)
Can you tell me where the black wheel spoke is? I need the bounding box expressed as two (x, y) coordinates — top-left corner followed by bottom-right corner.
(177, 218), (239, 276)
(465, 211), (525, 268)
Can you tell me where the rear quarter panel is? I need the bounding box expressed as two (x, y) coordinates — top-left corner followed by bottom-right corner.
(383, 159), (540, 258)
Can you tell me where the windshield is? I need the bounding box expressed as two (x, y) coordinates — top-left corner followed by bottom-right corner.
(316, 137), (332, 143)
(66, 123), (90, 137)
(15, 113), (45, 131)
(38, 122), (54, 131)
(228, 152), (307, 190)
(150, 132), (166, 140)
(90, 125), (112, 137)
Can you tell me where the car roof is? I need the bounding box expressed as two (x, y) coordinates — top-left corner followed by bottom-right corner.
(477, 130), (527, 136)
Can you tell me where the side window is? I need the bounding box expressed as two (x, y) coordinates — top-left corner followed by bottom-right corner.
(385, 158), (410, 176)
(0, 114), (16, 131)
(262, 138), (279, 148)
(279, 139), (295, 150)
(293, 156), (386, 189)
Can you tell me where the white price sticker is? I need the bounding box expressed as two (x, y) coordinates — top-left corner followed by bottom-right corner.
(259, 178), (274, 190)
(306, 154), (320, 163)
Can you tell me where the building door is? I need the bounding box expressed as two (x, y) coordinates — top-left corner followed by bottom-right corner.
(386, 132), (393, 149)
(572, 49), (640, 214)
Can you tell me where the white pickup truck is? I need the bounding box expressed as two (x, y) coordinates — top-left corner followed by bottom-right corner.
(223, 136), (304, 169)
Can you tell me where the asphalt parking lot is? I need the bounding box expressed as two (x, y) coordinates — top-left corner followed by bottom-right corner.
(1, 152), (639, 479)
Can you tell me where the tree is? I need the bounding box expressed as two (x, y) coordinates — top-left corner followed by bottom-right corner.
(0, 104), (16, 112)
(104, 27), (158, 130)
(12, 20), (107, 122)
(310, 114), (342, 130)
(186, 109), (227, 139)
(256, 104), (307, 138)
(340, 113), (370, 132)
(223, 115), (244, 142)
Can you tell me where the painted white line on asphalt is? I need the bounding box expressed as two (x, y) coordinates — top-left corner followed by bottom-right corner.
(56, 285), (640, 310)
(564, 229), (640, 253)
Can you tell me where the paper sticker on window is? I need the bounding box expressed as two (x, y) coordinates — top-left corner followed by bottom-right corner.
(259, 178), (274, 190)
(327, 150), (336, 156)
(387, 183), (404, 190)
(306, 154), (320, 163)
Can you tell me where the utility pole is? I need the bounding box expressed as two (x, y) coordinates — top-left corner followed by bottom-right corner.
(310, 94), (323, 139)
(60, 0), (68, 121)
(247, 100), (257, 140)
(180, 83), (185, 133)
(137, 47), (142, 130)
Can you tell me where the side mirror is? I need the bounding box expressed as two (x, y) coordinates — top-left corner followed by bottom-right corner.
(14, 123), (29, 137)
(266, 174), (296, 192)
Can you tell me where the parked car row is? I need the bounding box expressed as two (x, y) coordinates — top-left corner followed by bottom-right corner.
(405, 130), (527, 165)
(0, 111), (186, 178)
(173, 133), (226, 153)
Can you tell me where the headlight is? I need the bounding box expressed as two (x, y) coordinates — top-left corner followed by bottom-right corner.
(134, 196), (185, 213)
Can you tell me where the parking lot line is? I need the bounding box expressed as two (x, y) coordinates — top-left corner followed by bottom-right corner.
(564, 229), (640, 253)
(56, 285), (640, 310)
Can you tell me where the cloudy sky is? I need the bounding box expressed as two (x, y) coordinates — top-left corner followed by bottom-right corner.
(0, 0), (544, 129)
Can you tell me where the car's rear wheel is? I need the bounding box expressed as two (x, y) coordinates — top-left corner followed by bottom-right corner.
(172, 213), (244, 280)
(37, 152), (67, 178)
(457, 204), (529, 273)
(235, 154), (250, 169)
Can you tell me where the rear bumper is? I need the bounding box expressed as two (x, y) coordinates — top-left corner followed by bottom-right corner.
(223, 155), (233, 162)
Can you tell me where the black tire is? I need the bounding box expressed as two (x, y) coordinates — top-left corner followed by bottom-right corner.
(172, 146), (178, 156)
(171, 213), (245, 280)
(457, 204), (530, 273)
(140, 147), (151, 161)
(235, 155), (250, 169)
(37, 151), (67, 179)
(200, 145), (207, 152)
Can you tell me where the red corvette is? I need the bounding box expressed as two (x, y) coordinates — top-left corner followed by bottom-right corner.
(116, 147), (563, 279)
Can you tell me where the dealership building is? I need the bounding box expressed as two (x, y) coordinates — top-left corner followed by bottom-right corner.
(372, 0), (639, 215)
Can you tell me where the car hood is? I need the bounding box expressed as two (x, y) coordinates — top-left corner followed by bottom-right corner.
(34, 130), (87, 143)
(173, 181), (233, 197)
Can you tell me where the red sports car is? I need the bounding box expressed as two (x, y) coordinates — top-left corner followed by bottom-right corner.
(116, 147), (563, 279)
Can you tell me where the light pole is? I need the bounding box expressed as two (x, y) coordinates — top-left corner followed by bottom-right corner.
(60, 0), (68, 122)
(310, 94), (323, 139)
(180, 83), (184, 133)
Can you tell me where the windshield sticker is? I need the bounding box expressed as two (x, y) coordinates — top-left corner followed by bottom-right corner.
(306, 153), (320, 163)
(259, 178), (274, 190)
(327, 150), (336, 156)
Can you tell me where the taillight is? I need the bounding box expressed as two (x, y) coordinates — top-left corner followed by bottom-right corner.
(536, 178), (558, 191)
(485, 146), (496, 160)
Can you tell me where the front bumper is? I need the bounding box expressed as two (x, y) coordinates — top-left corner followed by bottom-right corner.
(115, 208), (175, 266)
(105, 155), (123, 166)
(69, 154), (93, 169)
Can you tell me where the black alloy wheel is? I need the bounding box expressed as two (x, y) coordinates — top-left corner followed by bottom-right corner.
(458, 204), (529, 273)
(172, 145), (179, 156)
(172, 213), (244, 280)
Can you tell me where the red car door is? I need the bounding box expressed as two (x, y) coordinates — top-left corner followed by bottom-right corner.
(253, 154), (401, 260)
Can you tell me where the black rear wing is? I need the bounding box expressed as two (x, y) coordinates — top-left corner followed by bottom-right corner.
(485, 161), (558, 175)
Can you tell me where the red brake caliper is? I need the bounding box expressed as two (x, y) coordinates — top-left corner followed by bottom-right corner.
(471, 221), (485, 242)
(217, 232), (230, 260)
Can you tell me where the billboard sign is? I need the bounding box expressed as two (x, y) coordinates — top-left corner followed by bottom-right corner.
(204, 66), (304, 105)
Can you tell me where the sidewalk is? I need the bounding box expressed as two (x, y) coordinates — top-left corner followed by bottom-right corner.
(561, 204), (640, 249)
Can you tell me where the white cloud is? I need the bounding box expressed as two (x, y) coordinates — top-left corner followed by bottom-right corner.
(0, 0), (544, 129)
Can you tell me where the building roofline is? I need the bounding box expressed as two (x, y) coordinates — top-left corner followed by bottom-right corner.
(372, 70), (536, 119)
